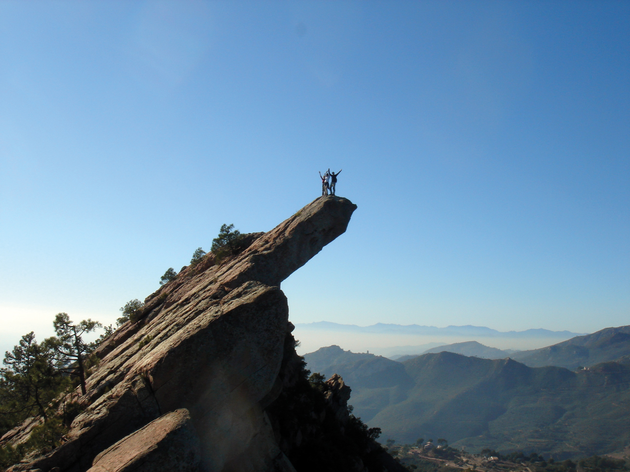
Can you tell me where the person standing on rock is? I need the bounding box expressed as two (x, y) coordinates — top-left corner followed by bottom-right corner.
(319, 170), (329, 196)
(329, 169), (342, 195)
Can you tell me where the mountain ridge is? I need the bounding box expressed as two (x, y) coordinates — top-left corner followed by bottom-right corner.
(297, 321), (582, 338)
(305, 329), (630, 459)
(512, 325), (630, 369)
(1, 196), (405, 472)
(422, 340), (512, 359)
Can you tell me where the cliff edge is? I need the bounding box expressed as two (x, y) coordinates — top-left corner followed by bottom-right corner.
(3, 196), (403, 472)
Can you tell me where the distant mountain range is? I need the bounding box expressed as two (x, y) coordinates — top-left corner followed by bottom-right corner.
(396, 341), (516, 362)
(304, 325), (630, 460)
(297, 321), (581, 339)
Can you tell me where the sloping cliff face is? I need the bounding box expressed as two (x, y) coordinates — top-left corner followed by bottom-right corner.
(4, 196), (400, 472)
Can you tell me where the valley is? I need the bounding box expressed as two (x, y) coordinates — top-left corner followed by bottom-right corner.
(303, 325), (630, 460)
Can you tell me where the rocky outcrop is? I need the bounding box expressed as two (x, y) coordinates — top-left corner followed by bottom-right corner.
(4, 196), (369, 472)
(265, 340), (407, 472)
(87, 409), (200, 472)
(324, 374), (352, 424)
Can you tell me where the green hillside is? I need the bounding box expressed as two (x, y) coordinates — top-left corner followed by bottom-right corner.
(304, 345), (630, 460)
(304, 345), (413, 422)
(374, 353), (630, 459)
(512, 326), (630, 369)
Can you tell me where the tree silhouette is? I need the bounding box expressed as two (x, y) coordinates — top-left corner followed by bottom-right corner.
(118, 299), (144, 325)
(47, 313), (101, 395)
(160, 267), (177, 285)
(190, 247), (206, 265)
(211, 224), (242, 259)
(1, 332), (66, 423)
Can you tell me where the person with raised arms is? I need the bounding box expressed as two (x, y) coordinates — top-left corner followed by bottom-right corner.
(329, 169), (342, 195)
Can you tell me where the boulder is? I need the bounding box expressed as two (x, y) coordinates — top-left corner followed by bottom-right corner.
(88, 409), (200, 472)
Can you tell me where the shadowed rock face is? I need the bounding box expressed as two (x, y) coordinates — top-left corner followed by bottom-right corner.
(6, 196), (356, 472)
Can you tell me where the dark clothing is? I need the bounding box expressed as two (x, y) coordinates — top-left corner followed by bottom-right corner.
(329, 170), (341, 195)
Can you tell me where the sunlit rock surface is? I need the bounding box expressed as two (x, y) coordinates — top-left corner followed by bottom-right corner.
(6, 196), (371, 472)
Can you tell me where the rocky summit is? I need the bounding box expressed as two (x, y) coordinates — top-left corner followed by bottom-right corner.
(2, 196), (402, 472)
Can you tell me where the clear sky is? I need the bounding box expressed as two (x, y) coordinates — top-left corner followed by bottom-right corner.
(1, 1), (628, 355)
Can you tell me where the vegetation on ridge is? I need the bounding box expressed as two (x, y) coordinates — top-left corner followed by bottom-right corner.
(211, 223), (244, 261)
(118, 298), (145, 325)
(190, 247), (206, 266)
(0, 314), (102, 468)
(305, 344), (630, 460)
(0, 332), (67, 424)
(48, 313), (102, 396)
(160, 267), (177, 285)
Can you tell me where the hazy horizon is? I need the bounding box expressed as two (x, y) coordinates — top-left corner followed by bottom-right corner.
(293, 322), (584, 358)
(1, 316), (593, 361)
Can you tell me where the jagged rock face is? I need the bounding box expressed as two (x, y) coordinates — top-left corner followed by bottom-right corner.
(6, 196), (356, 472)
(265, 339), (408, 472)
(324, 374), (352, 424)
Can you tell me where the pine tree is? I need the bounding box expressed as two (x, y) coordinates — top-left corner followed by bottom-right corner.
(118, 299), (144, 325)
(211, 224), (242, 259)
(160, 267), (177, 285)
(190, 247), (206, 265)
(0, 332), (67, 426)
(47, 313), (101, 395)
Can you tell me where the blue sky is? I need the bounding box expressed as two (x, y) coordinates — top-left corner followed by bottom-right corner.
(1, 1), (628, 355)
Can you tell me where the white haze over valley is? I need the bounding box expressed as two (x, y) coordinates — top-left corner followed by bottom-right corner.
(293, 323), (580, 358)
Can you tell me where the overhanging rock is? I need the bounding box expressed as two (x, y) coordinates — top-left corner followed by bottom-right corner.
(8, 196), (356, 472)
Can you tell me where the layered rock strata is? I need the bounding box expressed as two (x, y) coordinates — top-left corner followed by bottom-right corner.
(6, 196), (361, 472)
